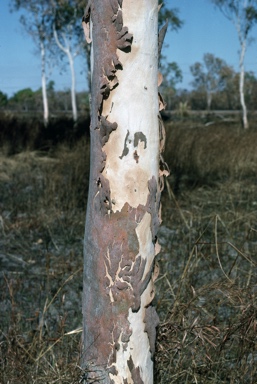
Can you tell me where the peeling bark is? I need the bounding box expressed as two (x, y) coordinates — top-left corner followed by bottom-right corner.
(82, 1), (166, 382)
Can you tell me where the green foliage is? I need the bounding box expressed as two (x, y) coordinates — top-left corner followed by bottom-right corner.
(158, 0), (184, 31)
(211, 0), (257, 40)
(11, 88), (34, 102)
(158, 1), (183, 109)
(190, 53), (233, 109)
(47, 80), (55, 92)
(0, 91), (8, 107)
(10, 0), (53, 44)
(160, 61), (183, 109)
(52, 0), (87, 44)
(8, 89), (35, 112)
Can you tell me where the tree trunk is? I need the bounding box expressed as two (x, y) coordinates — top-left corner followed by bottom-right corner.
(66, 48), (78, 121)
(85, 43), (92, 96)
(82, 1), (163, 383)
(239, 39), (248, 129)
(40, 40), (49, 125)
(207, 91), (212, 111)
(53, 28), (78, 121)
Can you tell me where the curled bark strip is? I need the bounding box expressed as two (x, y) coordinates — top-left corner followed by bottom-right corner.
(158, 92), (166, 111)
(144, 306), (160, 357)
(100, 116), (118, 146)
(82, 1), (92, 43)
(158, 20), (168, 61)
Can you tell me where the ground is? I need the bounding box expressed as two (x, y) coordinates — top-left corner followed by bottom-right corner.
(0, 118), (257, 383)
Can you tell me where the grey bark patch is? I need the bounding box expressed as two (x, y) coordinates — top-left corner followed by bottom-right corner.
(128, 356), (144, 384)
(134, 132), (147, 149)
(147, 177), (161, 240)
(110, 0), (119, 14)
(144, 305), (159, 358)
(119, 130), (130, 159)
(158, 20), (168, 62)
(100, 116), (118, 146)
(83, 202), (151, 370)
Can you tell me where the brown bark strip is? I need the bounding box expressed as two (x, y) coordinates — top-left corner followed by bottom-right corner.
(82, 1), (135, 381)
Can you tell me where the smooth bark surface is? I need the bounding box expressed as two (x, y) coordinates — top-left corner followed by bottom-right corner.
(82, 1), (166, 383)
(239, 39), (248, 129)
(40, 40), (49, 125)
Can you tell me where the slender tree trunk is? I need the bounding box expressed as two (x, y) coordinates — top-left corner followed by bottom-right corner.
(239, 39), (248, 129)
(40, 40), (49, 125)
(66, 48), (78, 121)
(53, 28), (78, 121)
(82, 1), (163, 382)
(85, 43), (91, 96)
(207, 91), (212, 111)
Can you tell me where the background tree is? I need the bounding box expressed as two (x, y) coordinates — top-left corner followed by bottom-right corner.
(8, 88), (36, 112)
(160, 61), (182, 109)
(52, 0), (87, 121)
(190, 53), (231, 110)
(158, 0), (183, 108)
(11, 0), (52, 124)
(244, 70), (257, 108)
(211, 0), (257, 128)
(0, 91), (8, 108)
(218, 64), (239, 109)
(158, 0), (183, 31)
(82, 1), (166, 382)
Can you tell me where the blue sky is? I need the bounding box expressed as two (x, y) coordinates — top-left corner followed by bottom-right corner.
(1, 0), (257, 97)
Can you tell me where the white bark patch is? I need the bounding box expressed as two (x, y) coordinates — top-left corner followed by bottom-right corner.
(108, 282), (154, 384)
(127, 283), (154, 383)
(102, 0), (159, 213)
(109, 331), (133, 383)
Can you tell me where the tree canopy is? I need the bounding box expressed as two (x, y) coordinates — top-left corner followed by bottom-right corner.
(212, 0), (257, 42)
(211, 0), (257, 127)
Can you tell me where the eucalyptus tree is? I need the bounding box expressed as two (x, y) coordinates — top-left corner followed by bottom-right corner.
(160, 61), (183, 109)
(52, 0), (87, 121)
(190, 53), (231, 110)
(11, 0), (52, 124)
(82, 0), (170, 382)
(211, 0), (257, 128)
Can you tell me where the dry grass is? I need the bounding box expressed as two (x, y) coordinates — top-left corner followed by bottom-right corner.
(155, 181), (257, 383)
(0, 141), (89, 383)
(165, 122), (257, 192)
(0, 121), (257, 383)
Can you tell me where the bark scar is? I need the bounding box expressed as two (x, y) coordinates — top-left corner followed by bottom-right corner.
(119, 130), (130, 159)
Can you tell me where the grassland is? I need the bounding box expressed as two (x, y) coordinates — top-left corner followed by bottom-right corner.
(0, 116), (257, 383)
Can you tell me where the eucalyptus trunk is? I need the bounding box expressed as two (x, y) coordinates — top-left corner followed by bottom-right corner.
(53, 28), (78, 121)
(40, 39), (49, 125)
(82, 0), (165, 382)
(66, 47), (78, 121)
(239, 39), (248, 129)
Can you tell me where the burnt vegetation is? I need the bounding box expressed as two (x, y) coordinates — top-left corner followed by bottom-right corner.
(0, 113), (257, 383)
